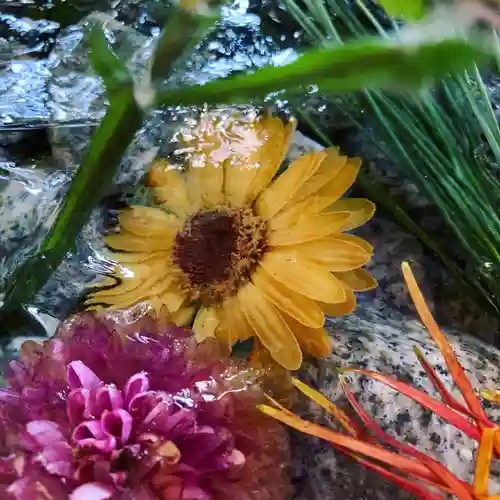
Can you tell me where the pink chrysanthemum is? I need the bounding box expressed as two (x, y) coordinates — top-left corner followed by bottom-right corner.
(0, 310), (290, 500)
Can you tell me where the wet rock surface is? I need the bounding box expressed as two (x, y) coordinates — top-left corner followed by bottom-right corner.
(2, 1), (500, 499)
(293, 308), (500, 500)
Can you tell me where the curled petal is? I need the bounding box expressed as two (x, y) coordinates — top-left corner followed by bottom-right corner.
(92, 386), (124, 417)
(67, 389), (91, 425)
(67, 361), (103, 391)
(101, 409), (134, 445)
(129, 391), (171, 422)
(124, 372), (150, 406)
(73, 421), (116, 452)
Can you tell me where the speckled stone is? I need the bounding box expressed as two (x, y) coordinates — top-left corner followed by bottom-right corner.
(292, 309), (500, 499)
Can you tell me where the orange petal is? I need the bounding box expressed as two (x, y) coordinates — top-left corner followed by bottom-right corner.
(284, 315), (331, 358)
(335, 268), (377, 292)
(402, 262), (489, 423)
(148, 160), (193, 217)
(255, 150), (327, 219)
(268, 212), (351, 246)
(330, 198), (375, 231)
(257, 405), (445, 487)
(251, 266), (324, 328)
(260, 250), (346, 304)
(287, 236), (372, 271)
(237, 282), (302, 370)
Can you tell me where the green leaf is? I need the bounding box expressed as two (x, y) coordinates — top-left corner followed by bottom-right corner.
(157, 38), (486, 107)
(378, 0), (425, 20)
(87, 25), (132, 95)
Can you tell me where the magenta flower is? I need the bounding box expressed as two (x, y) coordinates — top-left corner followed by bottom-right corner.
(0, 311), (290, 500)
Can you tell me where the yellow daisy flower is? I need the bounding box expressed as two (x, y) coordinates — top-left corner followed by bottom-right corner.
(87, 111), (376, 370)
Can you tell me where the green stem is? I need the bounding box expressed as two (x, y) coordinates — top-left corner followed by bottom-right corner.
(0, 4), (221, 319)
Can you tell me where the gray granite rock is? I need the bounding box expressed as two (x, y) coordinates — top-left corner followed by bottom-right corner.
(292, 308), (500, 499)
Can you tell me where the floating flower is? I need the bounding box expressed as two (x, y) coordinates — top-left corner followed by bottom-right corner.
(259, 262), (500, 499)
(87, 110), (376, 370)
(0, 310), (290, 500)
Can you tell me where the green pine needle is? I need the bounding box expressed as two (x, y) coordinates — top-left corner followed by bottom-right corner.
(283, 0), (500, 317)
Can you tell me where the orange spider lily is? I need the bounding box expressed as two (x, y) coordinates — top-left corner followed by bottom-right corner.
(258, 262), (500, 499)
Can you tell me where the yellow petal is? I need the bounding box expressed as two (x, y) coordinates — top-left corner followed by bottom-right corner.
(223, 114), (291, 207)
(104, 233), (173, 253)
(184, 126), (224, 208)
(118, 206), (180, 238)
(331, 233), (374, 254)
(246, 117), (297, 202)
(293, 147), (347, 203)
(284, 315), (331, 358)
(193, 306), (219, 342)
(251, 266), (324, 328)
(87, 260), (172, 299)
(259, 250), (346, 303)
(320, 286), (357, 316)
(237, 282), (302, 370)
(255, 150), (327, 220)
(288, 236), (372, 270)
(148, 160), (193, 217)
(86, 264), (175, 310)
(171, 305), (197, 326)
(330, 198), (375, 231)
(157, 287), (187, 313)
(267, 158), (362, 230)
(306, 157), (362, 213)
(104, 251), (168, 265)
(220, 296), (254, 344)
(268, 212), (351, 246)
(335, 268), (377, 292)
(292, 237), (372, 271)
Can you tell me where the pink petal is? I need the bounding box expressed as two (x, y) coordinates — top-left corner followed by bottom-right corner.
(181, 485), (211, 500)
(25, 420), (66, 448)
(37, 442), (74, 477)
(124, 372), (150, 407)
(70, 483), (114, 500)
(67, 389), (91, 425)
(5, 361), (30, 390)
(129, 391), (173, 424)
(67, 361), (103, 390)
(91, 386), (124, 416)
(73, 421), (116, 452)
(101, 409), (133, 445)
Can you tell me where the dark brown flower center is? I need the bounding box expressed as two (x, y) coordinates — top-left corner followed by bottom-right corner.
(173, 207), (267, 303)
